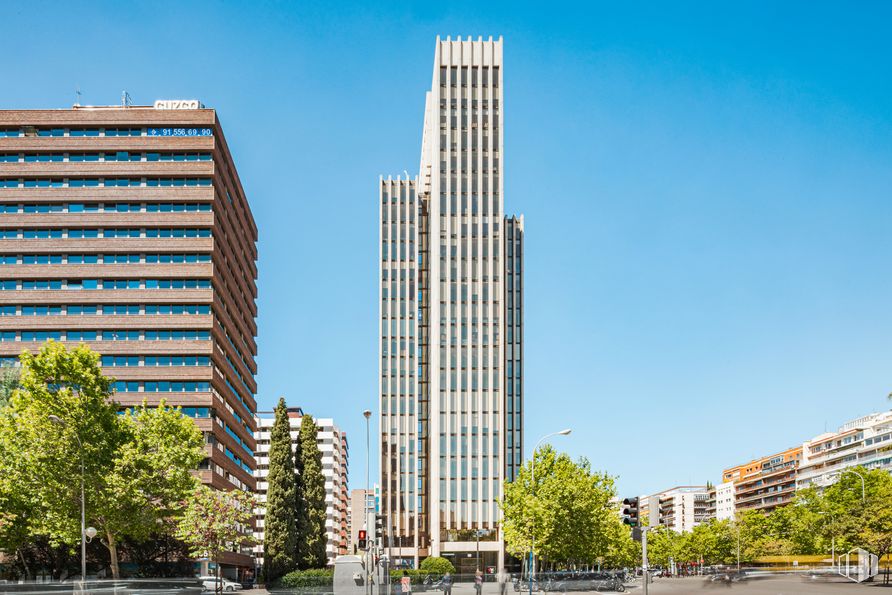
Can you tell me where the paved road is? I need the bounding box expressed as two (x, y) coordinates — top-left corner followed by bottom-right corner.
(260, 576), (891, 595)
(623, 575), (884, 593)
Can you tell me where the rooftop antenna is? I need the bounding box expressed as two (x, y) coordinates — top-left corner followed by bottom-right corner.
(121, 91), (132, 108)
(74, 87), (82, 107)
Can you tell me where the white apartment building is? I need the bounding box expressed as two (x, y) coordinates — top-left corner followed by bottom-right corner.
(253, 407), (349, 565)
(379, 36), (521, 572)
(640, 486), (709, 533)
(714, 481), (736, 521)
(798, 410), (892, 490)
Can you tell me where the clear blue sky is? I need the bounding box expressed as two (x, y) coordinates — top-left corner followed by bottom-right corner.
(4, 1), (891, 497)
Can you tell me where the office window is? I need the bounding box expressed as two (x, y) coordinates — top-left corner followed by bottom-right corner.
(67, 331), (97, 341)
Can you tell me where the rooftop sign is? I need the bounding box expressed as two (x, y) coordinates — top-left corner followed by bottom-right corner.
(154, 100), (201, 110)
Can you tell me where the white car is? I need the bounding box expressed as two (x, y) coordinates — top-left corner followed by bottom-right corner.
(198, 575), (243, 592)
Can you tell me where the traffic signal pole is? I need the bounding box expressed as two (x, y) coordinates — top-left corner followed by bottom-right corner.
(642, 527), (649, 595)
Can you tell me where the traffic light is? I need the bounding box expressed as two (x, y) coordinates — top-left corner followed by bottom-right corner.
(358, 529), (367, 550)
(375, 513), (385, 540)
(621, 497), (639, 527)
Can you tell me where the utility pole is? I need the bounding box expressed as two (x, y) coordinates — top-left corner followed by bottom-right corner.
(363, 410), (372, 595)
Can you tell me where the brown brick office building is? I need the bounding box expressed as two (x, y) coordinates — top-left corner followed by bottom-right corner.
(0, 104), (258, 577)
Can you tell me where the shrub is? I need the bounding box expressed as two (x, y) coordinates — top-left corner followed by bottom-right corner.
(278, 568), (334, 590)
(420, 556), (456, 575)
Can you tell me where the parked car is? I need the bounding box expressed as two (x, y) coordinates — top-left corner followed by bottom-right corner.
(198, 575), (244, 592)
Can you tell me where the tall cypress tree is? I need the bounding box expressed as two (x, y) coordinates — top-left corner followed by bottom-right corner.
(297, 414), (328, 569)
(262, 398), (299, 582)
(292, 412), (305, 566)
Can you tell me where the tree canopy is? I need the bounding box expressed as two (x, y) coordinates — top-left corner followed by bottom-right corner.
(501, 446), (630, 567)
(0, 342), (206, 578)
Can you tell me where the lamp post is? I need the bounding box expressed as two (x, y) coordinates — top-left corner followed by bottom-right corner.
(840, 469), (866, 503)
(363, 410), (372, 595)
(529, 429), (572, 595)
(818, 511), (836, 569)
(48, 415), (94, 588)
(736, 522), (741, 573)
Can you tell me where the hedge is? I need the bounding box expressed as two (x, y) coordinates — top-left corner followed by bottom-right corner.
(278, 568), (335, 589)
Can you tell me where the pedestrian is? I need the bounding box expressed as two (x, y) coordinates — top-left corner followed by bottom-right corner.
(442, 572), (453, 595)
(474, 569), (483, 595)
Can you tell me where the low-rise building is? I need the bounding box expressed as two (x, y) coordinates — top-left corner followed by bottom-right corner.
(253, 406), (349, 565)
(798, 411), (892, 490)
(723, 446), (801, 513)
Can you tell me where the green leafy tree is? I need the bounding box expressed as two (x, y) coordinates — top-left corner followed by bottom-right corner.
(501, 445), (620, 566)
(96, 401), (205, 578)
(0, 342), (205, 578)
(297, 414), (327, 569)
(419, 556), (456, 574)
(642, 525), (679, 568)
(0, 365), (19, 407)
(177, 485), (255, 594)
(0, 342), (123, 552)
(263, 398), (299, 582)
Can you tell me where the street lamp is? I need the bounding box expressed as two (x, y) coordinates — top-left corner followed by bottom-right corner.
(839, 469), (866, 503)
(363, 409), (372, 595)
(818, 511), (836, 568)
(529, 429), (572, 595)
(736, 522), (741, 572)
(48, 415), (91, 586)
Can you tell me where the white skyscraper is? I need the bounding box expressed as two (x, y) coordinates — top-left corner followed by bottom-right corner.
(379, 36), (522, 572)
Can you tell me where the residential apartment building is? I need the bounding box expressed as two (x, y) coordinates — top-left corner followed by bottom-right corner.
(640, 486), (709, 533)
(379, 36), (521, 571)
(253, 407), (349, 565)
(0, 103), (258, 577)
(723, 446), (802, 513)
(705, 482), (736, 521)
(798, 411), (892, 490)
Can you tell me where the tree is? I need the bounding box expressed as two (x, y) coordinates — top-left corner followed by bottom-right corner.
(297, 414), (327, 569)
(292, 410), (306, 566)
(0, 342), (205, 578)
(0, 365), (19, 408)
(0, 342), (124, 554)
(262, 398), (299, 582)
(96, 401), (205, 578)
(177, 485), (255, 594)
(501, 446), (621, 566)
(642, 525), (678, 568)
